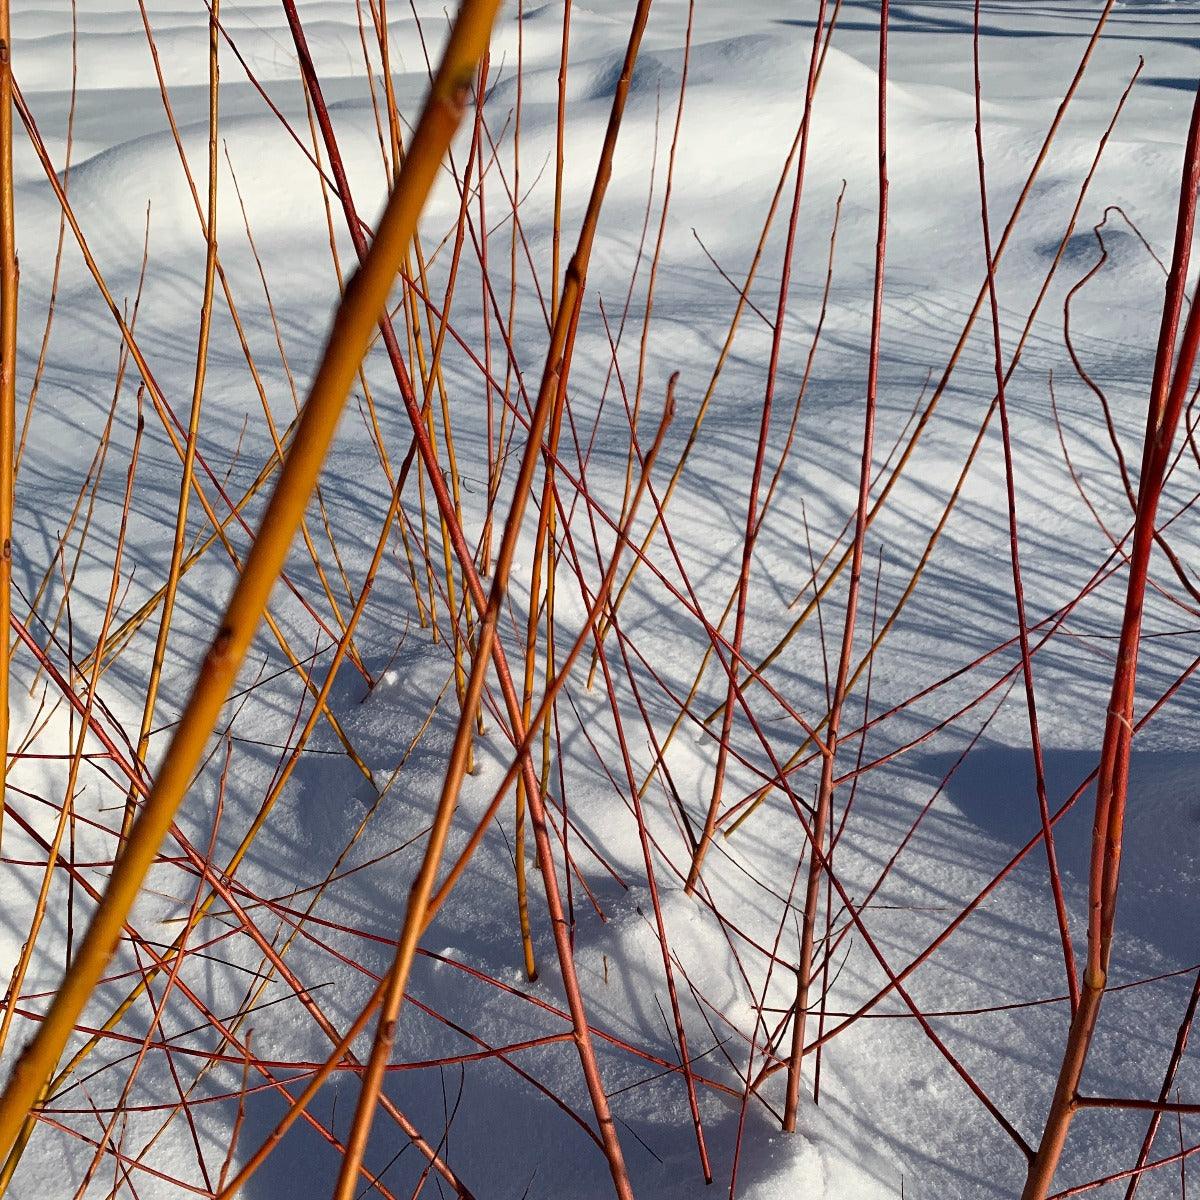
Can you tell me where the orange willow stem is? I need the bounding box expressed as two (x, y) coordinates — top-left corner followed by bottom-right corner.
(213, 399), (677, 1190)
(330, 4), (655, 1192)
(0, 0), (15, 853)
(0, 0), (501, 1159)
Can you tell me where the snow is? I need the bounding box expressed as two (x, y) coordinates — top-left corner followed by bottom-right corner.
(5, 0), (1200, 1196)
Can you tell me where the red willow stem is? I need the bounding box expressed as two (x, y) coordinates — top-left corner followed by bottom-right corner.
(16, 0), (1199, 1191)
(723, 525), (1129, 822)
(278, 3), (658, 1194)
(684, 0), (829, 895)
(971, 0), (1079, 1012)
(423, 383), (677, 925)
(589, 601), (713, 1183)
(277, 0), (424, 438)
(0, 795), (445, 1199)
(1123, 968), (1200, 1198)
(720, 47), (1140, 836)
(578, 303), (1028, 1162)
(1022, 76), (1200, 1200)
(1049, 1142), (1200, 1200)
(782, 0), (888, 1135)
(768, 641), (1200, 1080)
(715, 0), (1118, 724)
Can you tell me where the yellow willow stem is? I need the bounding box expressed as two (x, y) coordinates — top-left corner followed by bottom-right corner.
(0, 0), (501, 1158)
(376, 0), (404, 185)
(0, 413), (143, 1064)
(79, 408), (299, 677)
(403, 263), (441, 638)
(330, 0), (654, 1188)
(411, 222), (475, 753)
(0, 652), (435, 1186)
(357, 367), (430, 627)
(0, 0), (15, 853)
(514, 356), (573, 978)
(127, 0), (221, 841)
(12, 85), (373, 781)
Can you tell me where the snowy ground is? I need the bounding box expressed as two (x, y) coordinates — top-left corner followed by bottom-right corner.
(5, 1), (1200, 1197)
